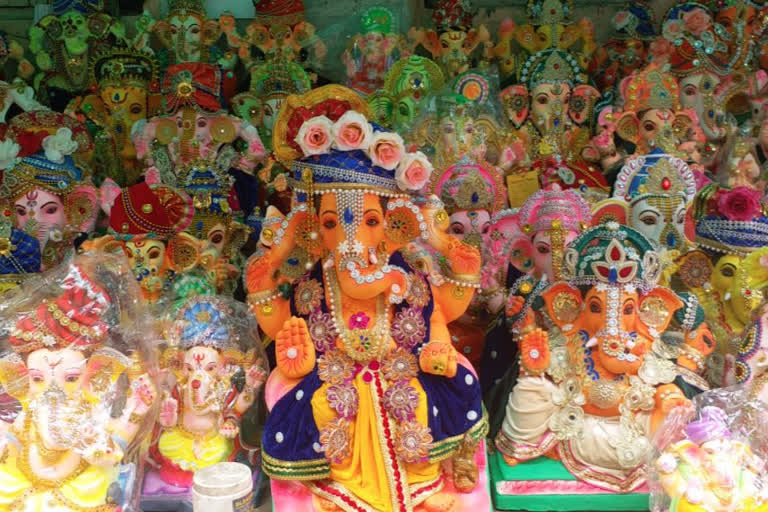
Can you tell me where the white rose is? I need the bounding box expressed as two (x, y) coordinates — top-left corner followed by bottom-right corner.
(42, 127), (78, 163)
(294, 115), (335, 156)
(332, 110), (373, 151)
(395, 151), (433, 191)
(0, 139), (20, 170)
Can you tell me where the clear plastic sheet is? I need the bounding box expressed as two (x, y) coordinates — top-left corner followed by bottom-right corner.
(140, 295), (269, 508)
(0, 251), (161, 512)
(649, 387), (768, 512)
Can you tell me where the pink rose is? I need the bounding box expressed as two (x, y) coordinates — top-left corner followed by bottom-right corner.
(295, 115), (334, 156)
(649, 37), (673, 61)
(662, 20), (683, 41)
(368, 131), (404, 170)
(332, 110), (373, 151)
(717, 186), (763, 221)
(395, 151), (433, 191)
(682, 8), (711, 37)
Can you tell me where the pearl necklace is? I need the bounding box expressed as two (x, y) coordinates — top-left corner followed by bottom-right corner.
(325, 266), (391, 362)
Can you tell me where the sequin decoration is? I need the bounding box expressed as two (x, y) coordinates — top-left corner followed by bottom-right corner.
(327, 382), (359, 419)
(382, 380), (419, 421)
(391, 307), (426, 350)
(295, 278), (323, 316)
(308, 310), (338, 352)
(394, 420), (432, 463)
(319, 417), (352, 463)
(317, 351), (355, 385)
(406, 276), (430, 308)
(381, 348), (419, 382)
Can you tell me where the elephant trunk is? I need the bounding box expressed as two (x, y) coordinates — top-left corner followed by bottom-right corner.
(333, 246), (403, 301)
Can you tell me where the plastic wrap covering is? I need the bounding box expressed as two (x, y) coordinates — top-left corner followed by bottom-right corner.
(141, 295), (269, 509)
(649, 387), (768, 512)
(0, 251), (160, 512)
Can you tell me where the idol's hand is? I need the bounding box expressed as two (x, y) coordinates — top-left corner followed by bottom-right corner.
(419, 341), (458, 378)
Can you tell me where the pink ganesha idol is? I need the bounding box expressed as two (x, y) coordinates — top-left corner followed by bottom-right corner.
(141, 295), (268, 507)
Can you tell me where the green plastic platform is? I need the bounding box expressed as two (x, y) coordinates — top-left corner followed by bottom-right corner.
(489, 451), (650, 511)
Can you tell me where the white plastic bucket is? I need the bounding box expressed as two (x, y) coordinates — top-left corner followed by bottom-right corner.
(192, 462), (253, 512)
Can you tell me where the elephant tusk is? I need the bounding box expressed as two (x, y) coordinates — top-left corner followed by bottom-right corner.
(368, 247), (378, 266)
(586, 337), (598, 348)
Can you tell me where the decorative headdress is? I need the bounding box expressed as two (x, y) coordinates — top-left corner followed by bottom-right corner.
(520, 48), (586, 90)
(432, 0), (476, 32)
(52, 0), (104, 14)
(612, 1), (657, 40)
(108, 182), (194, 240)
(168, 0), (206, 17)
(90, 46), (158, 90)
(0, 220), (40, 291)
(613, 149), (697, 203)
(429, 156), (505, 214)
(0, 113), (93, 200)
(453, 72), (490, 105)
(254, 0), (306, 27)
(691, 183), (768, 255)
(160, 62), (223, 114)
(659, 1), (750, 77)
(9, 264), (110, 354)
(517, 185), (592, 235)
(531, 156), (610, 193)
(436, 93), (475, 120)
(383, 56), (445, 103)
(361, 6), (395, 34)
(174, 296), (238, 351)
(620, 65), (680, 112)
(526, 0), (573, 25)
(248, 58), (312, 101)
(563, 222), (661, 287)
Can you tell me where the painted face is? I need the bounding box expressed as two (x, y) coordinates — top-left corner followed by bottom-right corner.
(14, 189), (66, 249)
(27, 348), (86, 398)
(183, 346), (223, 409)
(394, 98), (416, 127)
(638, 109), (675, 152)
(531, 229), (579, 280)
(679, 73), (725, 142)
(100, 86), (148, 162)
(438, 30), (469, 77)
(263, 97), (285, 135)
(711, 254), (740, 296)
(124, 238), (167, 294)
(60, 12), (89, 55)
(439, 114), (475, 156)
(531, 83), (571, 134)
(448, 210), (490, 248)
(170, 13), (203, 62)
(629, 196), (687, 250)
(204, 222), (227, 254)
(715, 5), (757, 37)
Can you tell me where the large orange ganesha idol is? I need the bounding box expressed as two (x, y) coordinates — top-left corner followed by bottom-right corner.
(245, 85), (489, 512)
(495, 223), (697, 502)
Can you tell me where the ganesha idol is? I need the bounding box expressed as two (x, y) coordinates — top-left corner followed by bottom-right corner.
(425, 156), (506, 367)
(0, 112), (98, 272)
(724, 299), (768, 406)
(81, 181), (198, 304)
(682, 184), (768, 379)
(67, 46), (159, 187)
(342, 6), (411, 96)
(408, 0), (491, 79)
(245, 85), (490, 512)
(493, 223), (697, 506)
(141, 296), (267, 503)
(593, 150), (698, 255)
(0, 252), (160, 511)
(499, 48), (601, 170)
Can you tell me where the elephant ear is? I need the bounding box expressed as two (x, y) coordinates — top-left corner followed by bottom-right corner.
(231, 92), (263, 127)
(638, 287), (683, 339)
(167, 232), (201, 273)
(160, 347), (185, 382)
(88, 13), (113, 39)
(80, 95), (109, 127)
(83, 347), (131, 402)
(202, 19), (222, 45)
(591, 198), (628, 226)
(615, 112), (640, 144)
(384, 200), (424, 251)
(67, 184), (99, 233)
(152, 20), (173, 49)
(568, 85), (600, 126)
(38, 15), (63, 42)
(541, 282), (583, 329)
(510, 238), (535, 274)
(0, 353), (29, 401)
(500, 85), (529, 129)
(100, 178), (122, 216)
(417, 29), (440, 57)
(226, 221), (252, 259)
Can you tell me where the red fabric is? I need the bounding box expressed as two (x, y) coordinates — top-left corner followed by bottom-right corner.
(286, 99), (352, 152)
(254, 0), (305, 26)
(13, 131), (46, 157)
(109, 182), (175, 237)
(161, 62), (223, 114)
